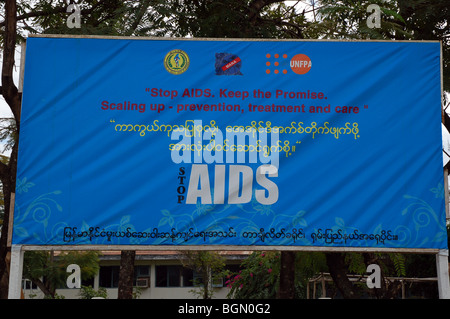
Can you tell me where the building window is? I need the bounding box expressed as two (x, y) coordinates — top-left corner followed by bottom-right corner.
(156, 265), (194, 287)
(100, 265), (151, 288)
(82, 276), (95, 288)
(182, 267), (195, 287)
(156, 265), (180, 287)
(133, 265), (150, 286)
(99, 266), (120, 288)
(192, 270), (204, 287)
(22, 279), (37, 290)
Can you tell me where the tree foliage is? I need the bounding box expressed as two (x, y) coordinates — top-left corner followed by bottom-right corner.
(78, 285), (108, 299)
(317, 0), (449, 90)
(22, 250), (100, 298)
(227, 251), (415, 299)
(180, 250), (227, 299)
(227, 251), (327, 299)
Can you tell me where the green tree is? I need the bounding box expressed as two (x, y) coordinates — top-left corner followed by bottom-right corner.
(227, 251), (280, 299)
(317, 0), (410, 39)
(0, 0), (21, 299)
(316, 0), (449, 89)
(325, 252), (408, 299)
(181, 251), (227, 299)
(397, 0), (450, 91)
(228, 251), (411, 299)
(22, 250), (100, 298)
(78, 285), (108, 299)
(227, 251), (327, 299)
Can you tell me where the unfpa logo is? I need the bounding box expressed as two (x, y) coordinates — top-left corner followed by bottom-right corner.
(265, 53), (311, 75)
(290, 54), (312, 74)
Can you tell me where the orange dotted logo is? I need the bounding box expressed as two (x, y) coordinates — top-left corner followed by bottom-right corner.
(265, 53), (289, 74)
(290, 54), (311, 74)
(265, 53), (311, 75)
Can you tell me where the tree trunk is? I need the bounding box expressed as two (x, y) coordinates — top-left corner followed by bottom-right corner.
(363, 253), (402, 299)
(278, 251), (295, 299)
(117, 250), (135, 299)
(326, 253), (360, 299)
(203, 265), (210, 299)
(32, 278), (54, 298)
(0, 0), (20, 300)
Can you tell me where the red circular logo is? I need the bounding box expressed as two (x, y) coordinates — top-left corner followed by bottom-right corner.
(290, 54), (312, 74)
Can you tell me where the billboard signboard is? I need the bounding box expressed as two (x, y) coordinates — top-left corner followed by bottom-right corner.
(13, 36), (446, 250)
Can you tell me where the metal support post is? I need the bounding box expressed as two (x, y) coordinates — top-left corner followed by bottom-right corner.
(8, 245), (24, 299)
(436, 249), (450, 299)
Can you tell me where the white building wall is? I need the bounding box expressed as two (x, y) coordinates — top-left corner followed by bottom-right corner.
(23, 259), (234, 299)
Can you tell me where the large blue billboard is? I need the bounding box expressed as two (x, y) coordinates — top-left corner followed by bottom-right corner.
(13, 36), (446, 249)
